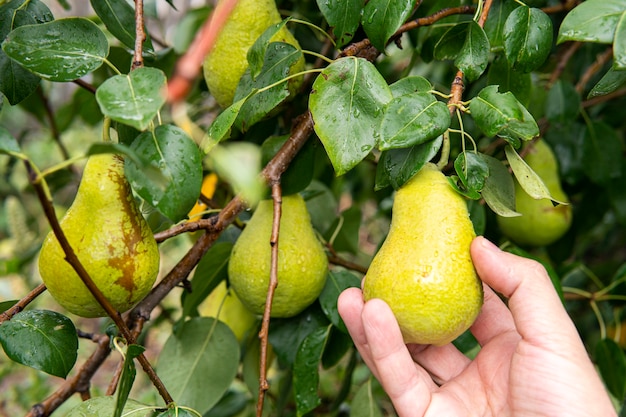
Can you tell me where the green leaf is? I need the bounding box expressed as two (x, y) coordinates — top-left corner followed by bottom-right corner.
(66, 397), (153, 417)
(613, 11), (626, 69)
(0, 0), (53, 104)
(362, 0), (417, 51)
(375, 136), (442, 190)
(96, 67), (167, 131)
(2, 17), (108, 81)
(433, 20), (469, 61)
(0, 126), (20, 154)
(389, 75), (432, 97)
(247, 20), (289, 79)
(181, 242), (233, 318)
(90, 0), (154, 55)
(451, 151), (489, 200)
(316, 0), (365, 47)
(484, 0), (519, 51)
(234, 42), (302, 131)
(0, 310), (78, 378)
(595, 338), (626, 399)
(294, 325), (332, 417)
(350, 379), (383, 417)
(469, 85), (538, 145)
(455, 20), (490, 81)
(504, 7), (553, 73)
(319, 271), (361, 333)
(309, 57), (393, 175)
(202, 96), (249, 152)
(505, 145), (566, 204)
(114, 344), (145, 417)
(324, 206), (361, 254)
(558, 0), (626, 44)
(582, 121), (623, 184)
(125, 124), (203, 222)
(487, 55), (531, 106)
(268, 306), (330, 367)
(379, 92), (450, 150)
(321, 327), (353, 369)
(159, 317), (240, 415)
(545, 80), (581, 123)
(479, 153), (520, 217)
(588, 65), (626, 98)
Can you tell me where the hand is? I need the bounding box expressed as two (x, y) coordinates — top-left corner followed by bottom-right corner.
(338, 236), (617, 417)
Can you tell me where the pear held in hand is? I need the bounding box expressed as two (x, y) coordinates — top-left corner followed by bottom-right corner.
(38, 154), (160, 318)
(203, 0), (304, 108)
(363, 163), (483, 346)
(497, 140), (572, 247)
(228, 194), (328, 318)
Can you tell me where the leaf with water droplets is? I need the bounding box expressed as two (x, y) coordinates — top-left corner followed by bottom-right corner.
(504, 7), (552, 73)
(316, 0), (364, 47)
(0, 309), (78, 378)
(96, 67), (166, 131)
(124, 124), (203, 222)
(294, 324), (332, 416)
(379, 92), (450, 150)
(2, 17), (108, 81)
(309, 57), (392, 175)
(558, 0), (626, 44)
(90, 0), (154, 56)
(0, 0), (53, 104)
(362, 0), (417, 51)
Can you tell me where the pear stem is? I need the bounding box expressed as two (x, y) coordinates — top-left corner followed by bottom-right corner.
(24, 159), (175, 406)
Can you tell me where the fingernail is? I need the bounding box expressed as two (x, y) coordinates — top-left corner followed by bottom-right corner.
(479, 236), (501, 252)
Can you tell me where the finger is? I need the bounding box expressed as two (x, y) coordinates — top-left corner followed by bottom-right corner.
(361, 298), (436, 415)
(470, 236), (578, 347)
(470, 284), (518, 346)
(407, 343), (471, 385)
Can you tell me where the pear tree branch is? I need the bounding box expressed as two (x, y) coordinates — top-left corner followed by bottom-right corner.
(0, 283), (46, 324)
(256, 182), (283, 417)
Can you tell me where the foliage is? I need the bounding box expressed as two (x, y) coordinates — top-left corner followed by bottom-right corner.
(0, 0), (625, 415)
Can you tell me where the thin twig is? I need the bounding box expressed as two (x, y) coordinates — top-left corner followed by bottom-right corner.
(548, 41), (582, 88)
(132, 0), (146, 70)
(576, 47), (613, 94)
(256, 183), (283, 417)
(582, 86), (626, 108)
(0, 283), (46, 324)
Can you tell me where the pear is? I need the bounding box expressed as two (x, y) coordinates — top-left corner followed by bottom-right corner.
(199, 280), (258, 342)
(228, 194), (328, 318)
(363, 163), (483, 346)
(203, 0), (305, 108)
(38, 154), (160, 318)
(497, 140), (572, 247)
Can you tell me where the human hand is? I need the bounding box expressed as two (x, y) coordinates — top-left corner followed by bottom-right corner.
(338, 236), (617, 417)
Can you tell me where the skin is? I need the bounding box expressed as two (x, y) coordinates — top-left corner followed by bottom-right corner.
(338, 236), (617, 417)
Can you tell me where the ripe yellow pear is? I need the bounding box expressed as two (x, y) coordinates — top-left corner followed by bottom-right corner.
(228, 194), (328, 318)
(497, 140), (572, 247)
(203, 0), (305, 108)
(198, 280), (257, 342)
(38, 154), (160, 318)
(363, 163), (483, 346)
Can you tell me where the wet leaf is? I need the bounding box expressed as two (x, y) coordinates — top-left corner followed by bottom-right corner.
(294, 325), (332, 416)
(96, 67), (167, 131)
(479, 153), (520, 217)
(558, 0), (626, 44)
(316, 0), (364, 47)
(362, 0), (417, 51)
(2, 17), (108, 81)
(504, 7), (552, 73)
(309, 57), (392, 175)
(0, 310), (78, 378)
(90, 0), (154, 55)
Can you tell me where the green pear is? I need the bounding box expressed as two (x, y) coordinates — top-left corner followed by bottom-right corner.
(363, 163), (483, 346)
(38, 154), (160, 318)
(497, 140), (572, 247)
(203, 0), (305, 108)
(228, 194), (328, 318)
